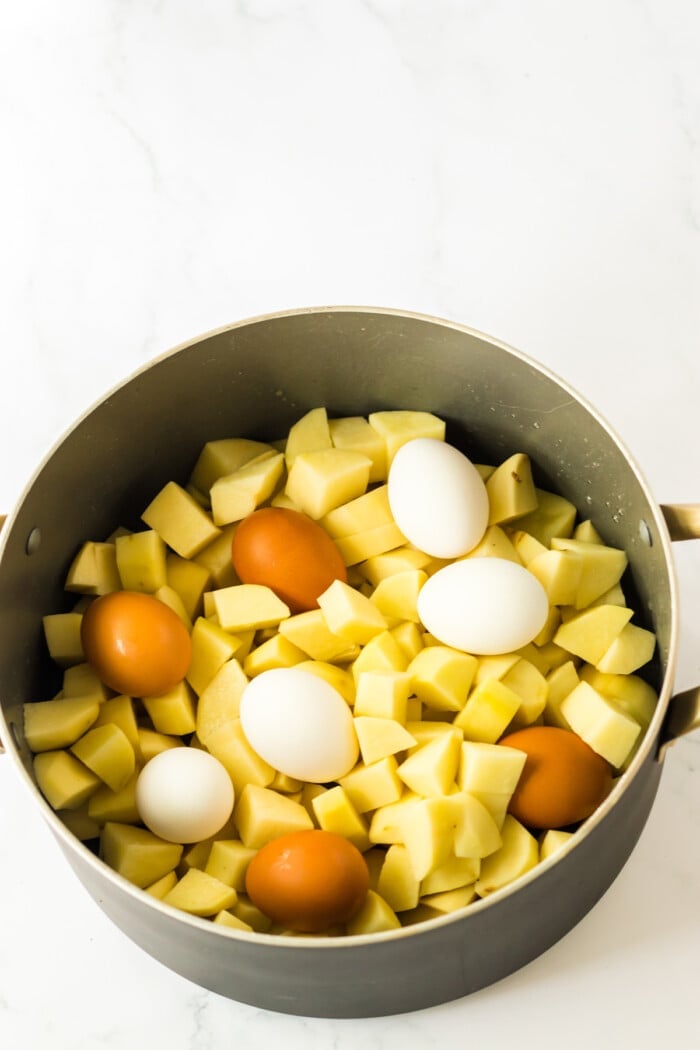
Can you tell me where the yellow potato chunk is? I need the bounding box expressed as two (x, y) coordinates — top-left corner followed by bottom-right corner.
(420, 853), (480, 895)
(368, 792), (421, 845)
(189, 437), (275, 494)
(42, 612), (84, 667)
(554, 604), (633, 665)
(370, 569), (427, 623)
(510, 529), (548, 566)
(193, 523), (238, 588)
(346, 890), (401, 934)
(539, 829), (574, 860)
(408, 646), (478, 713)
(295, 660), (356, 704)
(101, 822), (183, 888)
(162, 869), (238, 916)
(203, 720), (275, 796)
(376, 843), (420, 911)
(400, 796), (458, 879)
(550, 537), (628, 609)
(396, 732), (461, 797)
(278, 610), (359, 663)
(115, 530), (167, 592)
(213, 910), (254, 932)
(458, 741), (527, 796)
(338, 756), (404, 813)
(317, 578), (388, 644)
(390, 621), (424, 662)
(60, 805), (101, 841)
(351, 630), (408, 681)
(142, 481), (221, 559)
(353, 716), (417, 765)
(195, 658), (249, 744)
(357, 545), (433, 586)
(88, 772), (140, 825)
(137, 728), (183, 762)
(34, 750), (101, 810)
(485, 453), (538, 525)
(578, 667), (657, 729)
(513, 489), (577, 546)
(560, 680), (641, 768)
(448, 791), (503, 859)
(335, 522), (407, 566)
(311, 786), (370, 851)
(501, 658), (548, 728)
(285, 448), (372, 519)
(65, 541), (121, 595)
(367, 410), (446, 466)
(353, 670), (412, 721)
(166, 553), (212, 620)
(475, 815), (539, 895)
(545, 661), (580, 729)
(61, 662), (110, 702)
(211, 584), (290, 633)
(187, 617), (244, 696)
(70, 724), (136, 791)
(144, 870), (179, 900)
(453, 679), (521, 743)
(210, 452), (285, 525)
(595, 623), (656, 674)
(243, 633), (307, 676)
(284, 406), (332, 467)
(421, 884), (478, 913)
(24, 696), (100, 753)
(142, 681), (197, 736)
(527, 549), (583, 607)
(93, 695), (141, 757)
(234, 784), (313, 849)
(320, 484), (395, 539)
(462, 525), (522, 564)
(329, 415), (387, 483)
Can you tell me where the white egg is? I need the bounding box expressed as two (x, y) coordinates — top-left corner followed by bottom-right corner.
(135, 748), (234, 844)
(387, 438), (489, 558)
(240, 668), (359, 783)
(417, 557), (550, 655)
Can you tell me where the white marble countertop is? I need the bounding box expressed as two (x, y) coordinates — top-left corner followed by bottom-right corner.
(2, 2), (700, 1046)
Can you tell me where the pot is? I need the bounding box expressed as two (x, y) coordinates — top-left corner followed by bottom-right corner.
(1, 306), (698, 1018)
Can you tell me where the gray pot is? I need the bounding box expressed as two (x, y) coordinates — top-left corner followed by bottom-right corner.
(1, 307), (698, 1018)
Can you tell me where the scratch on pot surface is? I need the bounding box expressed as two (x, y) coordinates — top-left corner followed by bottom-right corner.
(487, 397), (577, 416)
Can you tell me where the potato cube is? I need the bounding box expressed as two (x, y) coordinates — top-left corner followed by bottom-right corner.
(115, 530), (167, 592)
(390, 621), (424, 662)
(501, 658), (548, 728)
(60, 804), (101, 841)
(550, 537), (628, 609)
(595, 623), (656, 674)
(137, 728), (183, 762)
(408, 646), (478, 713)
(24, 696), (100, 753)
(453, 679), (521, 743)
(61, 662), (110, 702)
(578, 667), (657, 729)
(230, 895), (273, 932)
(311, 786), (370, 851)
(574, 519), (604, 544)
(329, 415), (387, 482)
(278, 610), (359, 663)
(144, 870), (179, 900)
(211, 584), (290, 633)
(142, 481), (221, 559)
(560, 681), (641, 767)
(396, 732), (461, 797)
(353, 670), (411, 721)
(513, 489), (577, 546)
(458, 741), (527, 796)
(346, 890), (401, 934)
(544, 660), (579, 729)
(166, 553), (212, 620)
(34, 750), (101, 810)
(368, 792), (421, 844)
(473, 652), (520, 686)
(142, 681), (197, 736)
(338, 756), (404, 812)
(351, 631), (408, 681)
(376, 844), (420, 911)
(358, 545), (433, 586)
(448, 791), (503, 859)
(234, 784), (313, 849)
(213, 910), (254, 932)
(243, 633), (307, 676)
(284, 407), (332, 467)
(400, 796), (458, 879)
(485, 453), (538, 525)
(286, 449), (372, 519)
(421, 885), (478, 914)
(203, 720), (275, 796)
(510, 529), (548, 567)
(88, 772), (140, 825)
(187, 617), (244, 696)
(42, 612), (84, 667)
(527, 549), (583, 607)
(335, 522), (407, 566)
(210, 452), (285, 525)
(70, 724), (135, 791)
(195, 658), (249, 744)
(420, 854), (480, 895)
(475, 815), (538, 895)
(368, 410), (446, 466)
(539, 829), (574, 860)
(193, 523), (238, 588)
(317, 578), (388, 644)
(162, 868), (237, 916)
(320, 484), (394, 539)
(189, 437), (274, 493)
(462, 525), (522, 564)
(295, 660), (356, 704)
(354, 716), (417, 765)
(405, 721), (462, 749)
(93, 695), (141, 756)
(101, 821), (183, 888)
(370, 569), (427, 623)
(153, 583), (192, 631)
(65, 541), (121, 595)
(554, 605), (633, 665)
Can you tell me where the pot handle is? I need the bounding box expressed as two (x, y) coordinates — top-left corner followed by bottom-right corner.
(658, 504), (700, 754)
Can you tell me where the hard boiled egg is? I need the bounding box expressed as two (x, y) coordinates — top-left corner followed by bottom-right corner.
(387, 437), (489, 558)
(240, 667), (359, 783)
(135, 748), (234, 844)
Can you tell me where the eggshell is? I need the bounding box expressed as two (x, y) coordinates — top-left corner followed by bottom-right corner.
(387, 438), (489, 558)
(240, 668), (359, 783)
(136, 748), (234, 844)
(417, 557), (549, 655)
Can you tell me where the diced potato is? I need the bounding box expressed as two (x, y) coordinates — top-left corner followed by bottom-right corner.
(554, 605), (633, 665)
(115, 530), (167, 592)
(234, 784), (314, 849)
(210, 452), (285, 525)
(142, 481), (221, 559)
(61, 662), (110, 702)
(195, 658), (249, 744)
(368, 792), (421, 844)
(578, 667), (658, 729)
(485, 453), (538, 525)
(230, 895), (273, 932)
(573, 519), (604, 544)
(453, 679), (521, 743)
(370, 569), (427, 623)
(204, 719), (275, 796)
(338, 756), (404, 813)
(70, 724), (135, 791)
(317, 578), (388, 644)
(142, 681), (197, 736)
(137, 728), (183, 762)
(368, 410), (446, 466)
(162, 868), (237, 916)
(284, 407), (332, 467)
(376, 843), (421, 911)
(396, 732), (461, 797)
(187, 617), (244, 696)
(544, 660), (579, 729)
(144, 870), (179, 900)
(513, 489), (577, 546)
(475, 815), (539, 895)
(358, 545), (433, 585)
(458, 741), (527, 796)
(278, 610), (359, 663)
(527, 549), (583, 607)
(351, 630), (408, 681)
(42, 612), (84, 667)
(421, 884), (478, 913)
(320, 485), (394, 539)
(179, 839), (214, 874)
(500, 659), (548, 728)
(34, 750), (101, 810)
(329, 415), (387, 482)
(420, 853), (480, 895)
(24, 696), (100, 753)
(243, 633), (307, 676)
(166, 553), (212, 620)
(354, 670), (412, 721)
(213, 910), (254, 932)
(153, 583), (192, 631)
(595, 623), (656, 674)
(510, 529), (548, 567)
(211, 584), (290, 633)
(353, 716), (417, 765)
(400, 796), (458, 879)
(390, 621), (424, 661)
(448, 791), (503, 859)
(286, 449), (372, 519)
(473, 652), (521, 686)
(65, 541), (121, 596)
(550, 537), (628, 609)
(88, 772), (141, 825)
(408, 646), (478, 713)
(346, 890), (401, 934)
(335, 522), (407, 566)
(189, 437), (275, 494)
(311, 786), (370, 851)
(560, 681), (641, 767)
(295, 660), (356, 704)
(101, 821), (183, 888)
(405, 721), (462, 749)
(60, 804), (101, 841)
(533, 605), (561, 647)
(193, 523), (238, 588)
(92, 695), (141, 757)
(462, 525), (522, 564)
(540, 829), (574, 860)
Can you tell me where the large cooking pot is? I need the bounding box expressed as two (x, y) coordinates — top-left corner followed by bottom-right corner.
(1, 307), (698, 1018)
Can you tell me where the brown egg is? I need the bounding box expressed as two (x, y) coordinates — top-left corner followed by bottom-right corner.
(499, 726), (613, 829)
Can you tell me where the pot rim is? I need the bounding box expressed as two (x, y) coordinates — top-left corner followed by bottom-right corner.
(0, 303), (681, 949)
